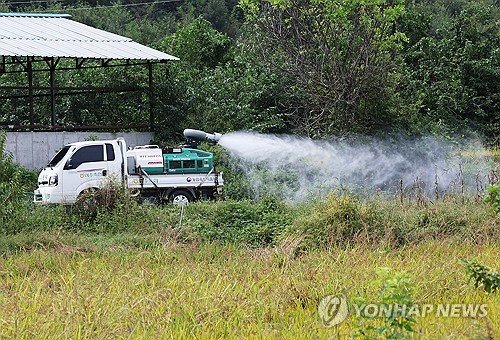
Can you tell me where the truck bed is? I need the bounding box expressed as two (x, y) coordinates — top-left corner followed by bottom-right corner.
(126, 172), (223, 189)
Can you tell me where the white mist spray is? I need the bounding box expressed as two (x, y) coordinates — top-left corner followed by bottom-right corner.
(218, 131), (491, 202)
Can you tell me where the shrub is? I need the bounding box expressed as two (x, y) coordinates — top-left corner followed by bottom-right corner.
(182, 196), (294, 246)
(353, 268), (416, 339)
(462, 259), (499, 294)
(0, 131), (38, 233)
(290, 193), (390, 249)
(69, 181), (130, 222)
(484, 184), (500, 214)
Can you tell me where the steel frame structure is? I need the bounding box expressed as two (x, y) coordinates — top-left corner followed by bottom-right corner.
(0, 55), (166, 131)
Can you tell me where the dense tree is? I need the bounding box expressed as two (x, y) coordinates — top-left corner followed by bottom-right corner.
(239, 0), (408, 136)
(398, 0), (499, 142)
(154, 18), (287, 142)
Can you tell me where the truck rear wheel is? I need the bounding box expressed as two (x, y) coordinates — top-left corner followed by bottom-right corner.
(170, 190), (194, 206)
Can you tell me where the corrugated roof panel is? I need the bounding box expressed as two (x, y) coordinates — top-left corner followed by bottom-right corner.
(33, 40), (110, 59)
(0, 39), (34, 56)
(1, 18), (51, 40)
(49, 18), (129, 42)
(108, 40), (159, 58)
(126, 42), (174, 59)
(68, 41), (139, 59)
(0, 16), (128, 41)
(0, 40), (178, 60)
(37, 18), (101, 41)
(0, 13), (178, 61)
(4, 17), (70, 40)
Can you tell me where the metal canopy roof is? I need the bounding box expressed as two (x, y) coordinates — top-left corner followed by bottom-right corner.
(0, 13), (179, 61)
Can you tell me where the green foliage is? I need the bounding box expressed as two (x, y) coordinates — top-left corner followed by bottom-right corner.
(68, 182), (132, 224)
(155, 19), (288, 142)
(484, 184), (500, 214)
(462, 259), (500, 293)
(0, 171), (499, 253)
(353, 268), (416, 339)
(1, 135), (498, 248)
(162, 17), (231, 69)
(1, 0), (498, 143)
(183, 196), (294, 246)
(397, 0), (500, 140)
(240, 0), (408, 136)
(237, 0), (499, 140)
(182, 53), (287, 133)
(0, 131), (38, 231)
(176, 0), (243, 36)
(292, 194), (378, 249)
(290, 193), (499, 250)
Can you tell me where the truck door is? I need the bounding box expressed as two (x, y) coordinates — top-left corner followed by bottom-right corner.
(105, 142), (121, 179)
(62, 144), (107, 202)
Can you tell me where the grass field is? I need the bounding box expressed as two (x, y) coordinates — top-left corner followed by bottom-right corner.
(0, 237), (498, 338)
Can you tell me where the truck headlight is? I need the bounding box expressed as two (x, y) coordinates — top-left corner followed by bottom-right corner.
(48, 175), (58, 186)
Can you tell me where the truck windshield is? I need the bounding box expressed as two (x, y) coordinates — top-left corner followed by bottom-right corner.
(48, 146), (71, 167)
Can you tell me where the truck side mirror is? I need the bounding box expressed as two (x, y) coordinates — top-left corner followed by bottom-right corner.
(64, 159), (73, 170)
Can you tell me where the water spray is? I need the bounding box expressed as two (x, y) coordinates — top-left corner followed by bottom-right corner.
(218, 131), (492, 202)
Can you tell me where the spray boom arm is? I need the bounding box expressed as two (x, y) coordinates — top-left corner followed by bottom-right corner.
(183, 129), (222, 144)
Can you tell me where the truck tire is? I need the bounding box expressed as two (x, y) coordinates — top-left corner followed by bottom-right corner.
(76, 188), (98, 208)
(170, 190), (194, 206)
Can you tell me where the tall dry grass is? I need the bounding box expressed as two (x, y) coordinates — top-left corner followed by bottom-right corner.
(0, 241), (497, 338)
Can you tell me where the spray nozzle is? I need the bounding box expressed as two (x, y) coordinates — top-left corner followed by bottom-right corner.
(183, 129), (222, 145)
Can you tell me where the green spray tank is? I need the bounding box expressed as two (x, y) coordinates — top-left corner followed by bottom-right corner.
(127, 129), (222, 175)
(162, 129), (222, 174)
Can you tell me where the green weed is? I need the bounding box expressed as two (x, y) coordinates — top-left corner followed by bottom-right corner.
(462, 259), (500, 294)
(289, 193), (499, 250)
(485, 184), (500, 214)
(353, 268), (416, 339)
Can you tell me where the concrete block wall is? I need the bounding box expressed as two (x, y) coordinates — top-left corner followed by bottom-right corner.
(4, 131), (154, 169)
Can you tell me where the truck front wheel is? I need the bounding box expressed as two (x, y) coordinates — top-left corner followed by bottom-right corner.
(71, 188), (99, 220)
(170, 190), (194, 206)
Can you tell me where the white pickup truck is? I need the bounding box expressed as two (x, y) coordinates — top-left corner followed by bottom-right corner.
(34, 130), (224, 205)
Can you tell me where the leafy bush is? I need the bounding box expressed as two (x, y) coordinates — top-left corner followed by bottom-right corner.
(484, 184), (500, 214)
(69, 181), (131, 222)
(291, 194), (383, 249)
(462, 259), (499, 293)
(182, 196), (294, 246)
(241, 0), (407, 136)
(0, 131), (38, 233)
(162, 17), (231, 69)
(353, 268), (416, 339)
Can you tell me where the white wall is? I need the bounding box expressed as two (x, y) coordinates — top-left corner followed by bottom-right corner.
(4, 131), (154, 169)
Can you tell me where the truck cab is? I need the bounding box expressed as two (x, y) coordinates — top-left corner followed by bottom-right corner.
(34, 139), (124, 204)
